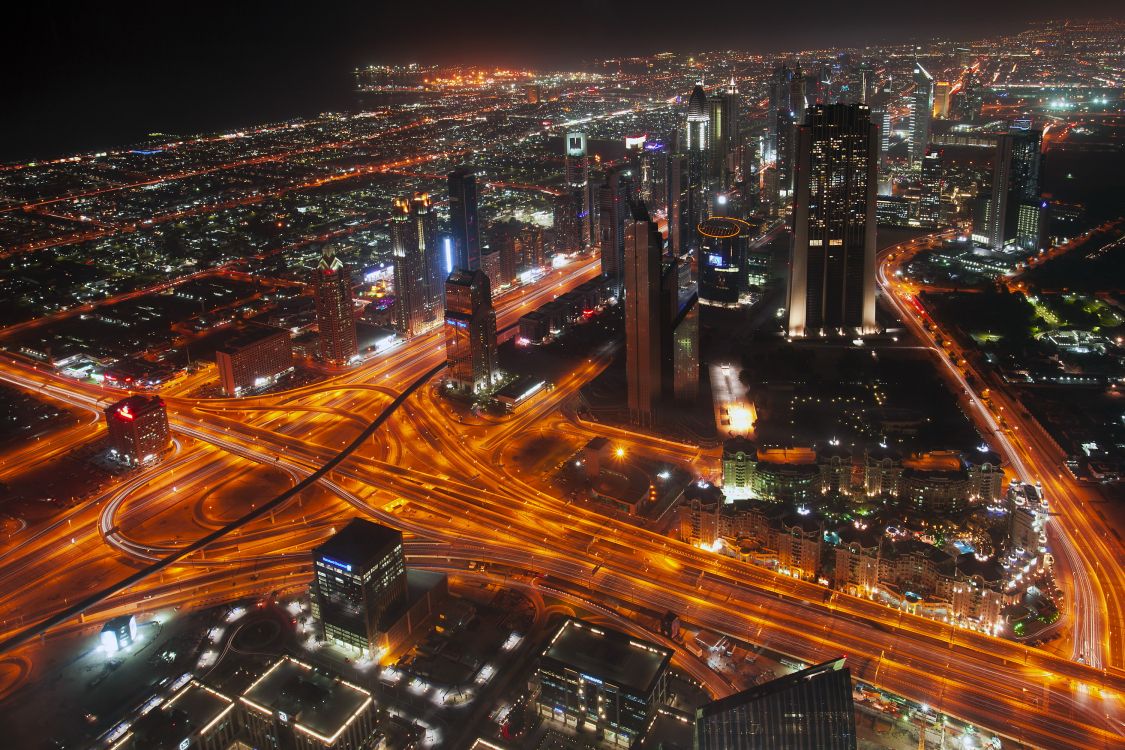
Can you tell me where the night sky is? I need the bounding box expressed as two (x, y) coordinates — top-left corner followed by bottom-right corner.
(3, 0), (1116, 162)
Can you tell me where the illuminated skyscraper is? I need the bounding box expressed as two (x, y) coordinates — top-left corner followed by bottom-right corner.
(787, 104), (878, 337)
(312, 245), (358, 367)
(392, 192), (441, 337)
(695, 658), (857, 749)
(104, 395), (171, 466)
(444, 269), (497, 395)
(972, 134), (1013, 250)
(698, 216), (751, 305)
(918, 149), (943, 227)
(564, 131), (594, 249)
(624, 204), (664, 427)
(684, 84), (711, 253)
(910, 63), (934, 165)
(310, 519), (407, 655)
(447, 168), (481, 272)
(708, 79), (739, 197)
(933, 80), (952, 118)
(598, 168), (631, 296)
(663, 254), (699, 402)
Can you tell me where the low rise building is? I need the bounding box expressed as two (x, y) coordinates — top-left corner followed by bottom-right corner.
(214, 324), (293, 397)
(532, 618), (671, 748)
(104, 394), (171, 466)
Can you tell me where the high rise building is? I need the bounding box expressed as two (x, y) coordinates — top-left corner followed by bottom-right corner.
(392, 192), (441, 337)
(918, 149), (943, 227)
(684, 84), (711, 254)
(663, 255), (699, 402)
(910, 63), (934, 165)
(448, 168), (482, 272)
(104, 395), (171, 466)
(695, 658), (857, 750)
(933, 80), (952, 118)
(787, 104), (878, 337)
(310, 518), (408, 655)
(698, 217), (752, 305)
(444, 269), (497, 396)
(1008, 124), (1044, 250)
(564, 131), (594, 249)
(598, 168), (632, 296)
(215, 324), (293, 397)
(708, 79), (739, 198)
(766, 65), (794, 164)
(312, 245), (358, 367)
(972, 134), (1013, 250)
(624, 204), (665, 427)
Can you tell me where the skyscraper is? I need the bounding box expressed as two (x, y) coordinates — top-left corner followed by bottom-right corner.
(972, 134), (1013, 250)
(918, 149), (943, 227)
(933, 80), (952, 118)
(663, 255), (699, 402)
(448, 168), (481, 272)
(312, 245), (358, 367)
(624, 204), (664, 427)
(392, 192), (441, 337)
(708, 79), (739, 198)
(910, 63), (934, 165)
(598, 168), (631, 296)
(698, 216), (751, 305)
(695, 658), (857, 750)
(787, 104), (878, 337)
(564, 131), (594, 249)
(444, 269), (497, 396)
(684, 84), (711, 253)
(310, 518), (408, 655)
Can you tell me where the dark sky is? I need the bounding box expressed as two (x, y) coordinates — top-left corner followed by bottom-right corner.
(3, 1), (1115, 162)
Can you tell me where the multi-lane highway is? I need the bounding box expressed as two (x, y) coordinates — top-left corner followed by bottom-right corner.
(0, 240), (1121, 749)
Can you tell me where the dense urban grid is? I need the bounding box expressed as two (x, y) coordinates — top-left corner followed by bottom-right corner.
(0, 16), (1123, 750)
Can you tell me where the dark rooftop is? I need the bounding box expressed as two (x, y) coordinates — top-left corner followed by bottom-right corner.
(541, 618), (671, 696)
(313, 517), (403, 572)
(697, 658), (851, 719)
(243, 656), (371, 740)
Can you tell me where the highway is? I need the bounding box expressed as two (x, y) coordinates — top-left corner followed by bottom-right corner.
(0, 243), (1120, 748)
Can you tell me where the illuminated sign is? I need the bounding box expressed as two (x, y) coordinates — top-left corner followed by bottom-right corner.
(446, 318), (468, 328)
(624, 134), (647, 150)
(444, 237), (453, 274)
(566, 132), (587, 157)
(320, 557), (352, 572)
(707, 254), (724, 267)
(117, 405), (135, 421)
(580, 674), (603, 685)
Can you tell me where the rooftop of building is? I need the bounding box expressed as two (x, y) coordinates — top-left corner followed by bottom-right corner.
(902, 450), (964, 472)
(216, 323), (290, 354)
(242, 656), (372, 742)
(541, 618), (671, 696)
(697, 658), (851, 719)
(105, 394), (165, 421)
(129, 681), (233, 750)
(313, 518), (403, 573)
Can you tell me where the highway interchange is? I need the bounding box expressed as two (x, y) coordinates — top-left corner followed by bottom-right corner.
(0, 240), (1122, 749)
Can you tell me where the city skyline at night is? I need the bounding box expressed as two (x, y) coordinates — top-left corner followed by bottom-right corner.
(0, 9), (1123, 750)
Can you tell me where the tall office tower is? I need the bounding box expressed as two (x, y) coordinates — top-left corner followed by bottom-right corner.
(698, 217), (751, 305)
(708, 79), (739, 197)
(598, 169), (631, 296)
(447, 168), (481, 272)
(790, 65), (808, 122)
(787, 104), (878, 337)
(910, 63), (934, 165)
(662, 255), (699, 402)
(564, 131), (593, 248)
(766, 65), (794, 163)
(774, 108), (796, 205)
(933, 80), (952, 118)
(104, 395), (171, 466)
(1008, 124), (1044, 250)
(553, 191), (583, 255)
(310, 518), (408, 655)
(391, 193), (441, 337)
(624, 204), (665, 427)
(972, 134), (1013, 250)
(855, 62), (873, 104)
(444, 269), (497, 395)
(918, 149), (943, 227)
(684, 84), (711, 253)
(639, 140), (670, 216)
(666, 152), (687, 256)
(312, 245), (358, 367)
(695, 658), (857, 750)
